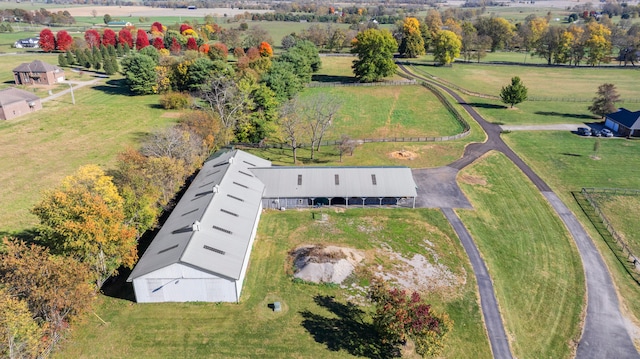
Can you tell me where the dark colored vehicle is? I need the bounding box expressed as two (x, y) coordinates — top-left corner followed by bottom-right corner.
(577, 127), (591, 136)
(591, 128), (601, 137)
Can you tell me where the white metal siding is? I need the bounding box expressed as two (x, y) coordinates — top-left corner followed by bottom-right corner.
(235, 202), (262, 300)
(134, 277), (237, 302)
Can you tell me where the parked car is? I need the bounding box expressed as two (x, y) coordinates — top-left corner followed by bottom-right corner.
(577, 127), (591, 136)
(591, 128), (601, 137)
(601, 128), (614, 137)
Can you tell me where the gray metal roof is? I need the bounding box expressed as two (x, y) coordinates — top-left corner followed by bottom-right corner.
(127, 149), (271, 282)
(13, 60), (63, 74)
(251, 166), (417, 198)
(0, 88), (40, 107)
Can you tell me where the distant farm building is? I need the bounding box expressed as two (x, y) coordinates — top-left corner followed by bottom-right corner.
(13, 37), (39, 48)
(107, 21), (133, 27)
(605, 108), (640, 137)
(0, 88), (42, 120)
(13, 60), (65, 86)
(127, 149), (418, 303)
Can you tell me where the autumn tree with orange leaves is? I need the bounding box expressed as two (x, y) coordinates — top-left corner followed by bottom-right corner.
(31, 165), (138, 287)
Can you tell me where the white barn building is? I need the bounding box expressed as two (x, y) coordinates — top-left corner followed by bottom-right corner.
(127, 149), (418, 303)
(127, 150), (271, 303)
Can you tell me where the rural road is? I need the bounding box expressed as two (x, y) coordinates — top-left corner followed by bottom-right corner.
(400, 64), (639, 358)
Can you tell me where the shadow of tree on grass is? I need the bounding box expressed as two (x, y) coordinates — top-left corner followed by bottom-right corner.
(300, 295), (399, 359)
(466, 102), (508, 109)
(535, 111), (598, 120)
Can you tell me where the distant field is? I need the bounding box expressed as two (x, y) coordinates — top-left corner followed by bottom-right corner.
(56, 209), (491, 359)
(0, 75), (177, 234)
(458, 151), (584, 359)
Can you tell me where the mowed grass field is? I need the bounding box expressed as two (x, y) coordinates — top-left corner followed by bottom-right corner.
(503, 131), (640, 324)
(591, 193), (640, 256)
(0, 75), (176, 234)
(458, 151), (584, 359)
(56, 209), (492, 359)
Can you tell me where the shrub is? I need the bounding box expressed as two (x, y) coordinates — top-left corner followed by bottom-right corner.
(160, 92), (191, 109)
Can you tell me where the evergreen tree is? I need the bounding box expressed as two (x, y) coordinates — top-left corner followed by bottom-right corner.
(500, 76), (528, 108)
(58, 53), (68, 67)
(117, 43), (124, 57)
(65, 50), (75, 66)
(107, 44), (117, 57)
(103, 57), (113, 75)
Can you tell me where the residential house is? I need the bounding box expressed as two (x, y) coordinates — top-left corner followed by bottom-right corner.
(0, 88), (42, 120)
(13, 60), (65, 86)
(604, 108), (640, 137)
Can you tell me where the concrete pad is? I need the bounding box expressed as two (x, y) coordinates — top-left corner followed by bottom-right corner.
(412, 167), (472, 209)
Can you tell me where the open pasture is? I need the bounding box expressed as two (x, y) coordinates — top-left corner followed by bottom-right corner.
(56, 209), (491, 358)
(458, 151), (584, 359)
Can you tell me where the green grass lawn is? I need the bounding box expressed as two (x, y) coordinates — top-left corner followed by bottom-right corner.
(56, 209), (491, 359)
(502, 131), (640, 325)
(590, 193), (640, 256)
(313, 56), (407, 83)
(302, 85), (463, 139)
(457, 151), (584, 359)
(409, 62), (640, 100)
(0, 76), (177, 234)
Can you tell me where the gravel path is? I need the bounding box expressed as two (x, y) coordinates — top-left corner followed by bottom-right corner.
(399, 64), (639, 359)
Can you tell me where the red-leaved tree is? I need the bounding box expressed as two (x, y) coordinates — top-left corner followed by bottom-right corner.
(233, 47), (245, 58)
(152, 37), (165, 50)
(39, 28), (56, 52)
(136, 29), (150, 50)
(151, 21), (163, 34)
(179, 24), (193, 34)
(258, 41), (273, 57)
(170, 37), (181, 55)
(56, 30), (73, 51)
(246, 47), (260, 60)
(102, 28), (117, 47)
(118, 28), (133, 48)
(208, 42), (228, 60)
(84, 29), (101, 48)
(186, 37), (198, 51)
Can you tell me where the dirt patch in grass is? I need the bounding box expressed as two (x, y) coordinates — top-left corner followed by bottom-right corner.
(459, 174), (487, 186)
(290, 244), (365, 284)
(161, 112), (183, 118)
(389, 150), (418, 160)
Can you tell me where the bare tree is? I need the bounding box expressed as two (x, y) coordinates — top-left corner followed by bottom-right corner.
(140, 127), (207, 170)
(199, 75), (249, 145)
(336, 135), (357, 162)
(300, 93), (342, 160)
(279, 99), (306, 164)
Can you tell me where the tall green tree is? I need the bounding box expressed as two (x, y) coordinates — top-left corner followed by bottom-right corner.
(31, 165), (138, 285)
(351, 28), (397, 83)
(588, 83), (619, 118)
(120, 53), (157, 94)
(433, 30), (461, 65)
(500, 76), (528, 108)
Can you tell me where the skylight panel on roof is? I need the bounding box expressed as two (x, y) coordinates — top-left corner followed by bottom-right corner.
(243, 160), (256, 166)
(200, 180), (216, 189)
(335, 174), (339, 185)
(212, 225), (232, 235)
(212, 161), (227, 168)
(233, 181), (248, 189)
(298, 174), (302, 186)
(238, 170), (253, 177)
(203, 245), (226, 255)
(220, 208), (239, 217)
(227, 194), (244, 202)
(205, 169), (221, 177)
(158, 244), (179, 254)
(371, 174), (377, 185)
(181, 208), (199, 216)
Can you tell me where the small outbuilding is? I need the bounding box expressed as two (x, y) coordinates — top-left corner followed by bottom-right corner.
(605, 108), (640, 137)
(127, 150), (271, 303)
(13, 60), (65, 86)
(0, 88), (42, 120)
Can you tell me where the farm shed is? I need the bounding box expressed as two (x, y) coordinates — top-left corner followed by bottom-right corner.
(0, 88), (42, 120)
(605, 108), (640, 137)
(252, 166), (418, 209)
(127, 150), (271, 303)
(13, 60), (65, 86)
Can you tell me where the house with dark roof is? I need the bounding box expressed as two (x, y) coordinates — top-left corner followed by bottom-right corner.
(13, 37), (39, 49)
(127, 149), (418, 303)
(13, 60), (65, 86)
(604, 108), (640, 137)
(0, 88), (42, 120)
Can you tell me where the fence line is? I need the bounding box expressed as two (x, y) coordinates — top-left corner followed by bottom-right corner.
(307, 80), (416, 87)
(581, 187), (640, 273)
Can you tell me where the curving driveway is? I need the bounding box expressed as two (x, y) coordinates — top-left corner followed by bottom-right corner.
(399, 64), (639, 359)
